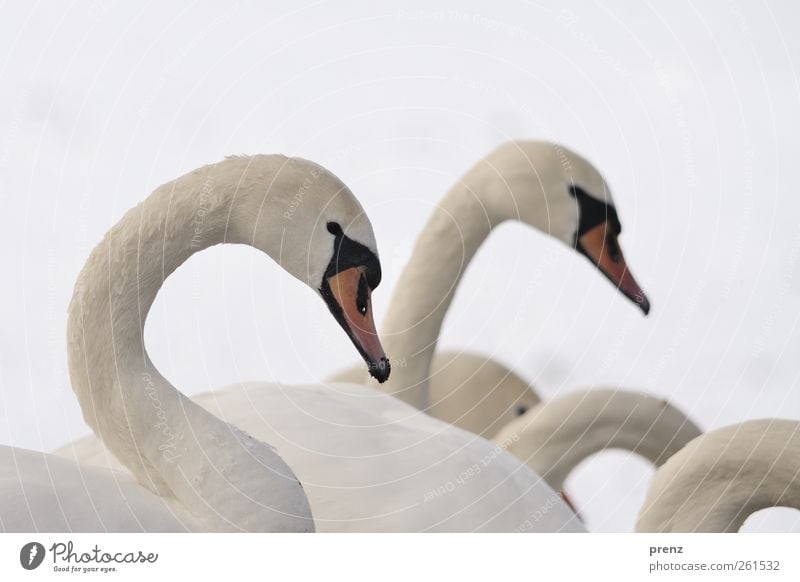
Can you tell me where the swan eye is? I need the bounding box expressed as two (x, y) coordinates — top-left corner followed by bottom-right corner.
(356, 273), (369, 316)
(606, 233), (622, 263)
(516, 405), (528, 416)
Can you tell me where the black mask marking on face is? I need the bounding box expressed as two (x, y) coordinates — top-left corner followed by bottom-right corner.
(322, 222), (381, 289)
(569, 185), (622, 242)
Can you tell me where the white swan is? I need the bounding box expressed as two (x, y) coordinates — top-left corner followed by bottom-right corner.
(0, 445), (194, 531)
(636, 419), (800, 532)
(48, 154), (583, 532)
(493, 389), (702, 517)
(332, 351), (543, 438)
(331, 141), (650, 433)
(2, 154), (393, 532)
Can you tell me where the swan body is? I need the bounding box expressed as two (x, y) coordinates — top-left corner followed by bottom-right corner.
(493, 389), (702, 498)
(18, 153), (582, 532)
(331, 141), (650, 427)
(58, 381), (584, 532)
(636, 419), (800, 532)
(3, 154), (388, 532)
(0, 446), (192, 531)
(329, 350), (541, 438)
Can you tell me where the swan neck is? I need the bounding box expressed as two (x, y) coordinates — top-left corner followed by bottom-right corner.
(640, 462), (800, 533)
(637, 421), (800, 532)
(379, 180), (499, 408)
(499, 392), (702, 492)
(66, 157), (314, 531)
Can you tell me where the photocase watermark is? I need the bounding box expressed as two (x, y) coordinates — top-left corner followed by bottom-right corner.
(552, 142), (574, 175)
(721, 147), (754, 302)
(142, 372), (182, 463)
(0, 89), (29, 173)
(19, 542), (45, 570)
(730, 1), (754, 41)
(751, 225), (800, 358)
(436, 74), (558, 139)
(87, 0), (114, 22)
(556, 9), (629, 77)
(422, 431), (519, 502)
(398, 9), (529, 40)
(190, 177), (215, 249)
(19, 540), (158, 573)
(366, 357), (407, 371)
(284, 166), (323, 220)
(512, 492), (566, 532)
(648, 279), (707, 387)
(654, 61), (697, 194)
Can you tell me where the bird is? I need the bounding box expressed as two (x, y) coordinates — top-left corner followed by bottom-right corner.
(636, 419), (800, 532)
(44, 154), (583, 532)
(330, 349), (542, 438)
(0, 445), (192, 531)
(2, 154), (391, 532)
(330, 140), (650, 436)
(493, 388), (702, 521)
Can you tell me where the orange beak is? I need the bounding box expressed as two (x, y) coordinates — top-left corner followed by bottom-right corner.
(577, 222), (650, 314)
(323, 266), (391, 382)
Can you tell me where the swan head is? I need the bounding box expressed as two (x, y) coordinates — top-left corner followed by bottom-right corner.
(568, 184), (650, 315)
(252, 156), (390, 382)
(483, 141), (650, 314)
(318, 221), (390, 383)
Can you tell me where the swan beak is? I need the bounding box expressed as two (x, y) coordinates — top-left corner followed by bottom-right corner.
(577, 222), (651, 315)
(323, 267), (391, 383)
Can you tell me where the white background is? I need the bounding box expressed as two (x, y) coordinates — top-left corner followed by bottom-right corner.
(0, 0), (798, 532)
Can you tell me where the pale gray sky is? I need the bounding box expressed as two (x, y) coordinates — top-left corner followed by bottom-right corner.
(1, 0), (798, 531)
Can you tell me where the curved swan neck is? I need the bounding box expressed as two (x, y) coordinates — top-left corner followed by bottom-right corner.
(495, 390), (702, 492)
(67, 156), (318, 531)
(379, 174), (518, 409)
(637, 419), (800, 532)
(378, 142), (589, 410)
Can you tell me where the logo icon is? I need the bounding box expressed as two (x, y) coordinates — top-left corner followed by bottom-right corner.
(20, 542), (46, 570)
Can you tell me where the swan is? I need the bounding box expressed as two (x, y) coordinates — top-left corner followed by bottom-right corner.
(636, 419), (800, 532)
(492, 389), (702, 518)
(47, 154), (583, 532)
(0, 445), (195, 531)
(330, 141), (650, 434)
(2, 154), (393, 532)
(331, 351), (543, 438)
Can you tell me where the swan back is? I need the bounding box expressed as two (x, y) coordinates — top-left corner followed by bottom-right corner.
(57, 381), (586, 532)
(327, 350), (541, 438)
(0, 446), (190, 532)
